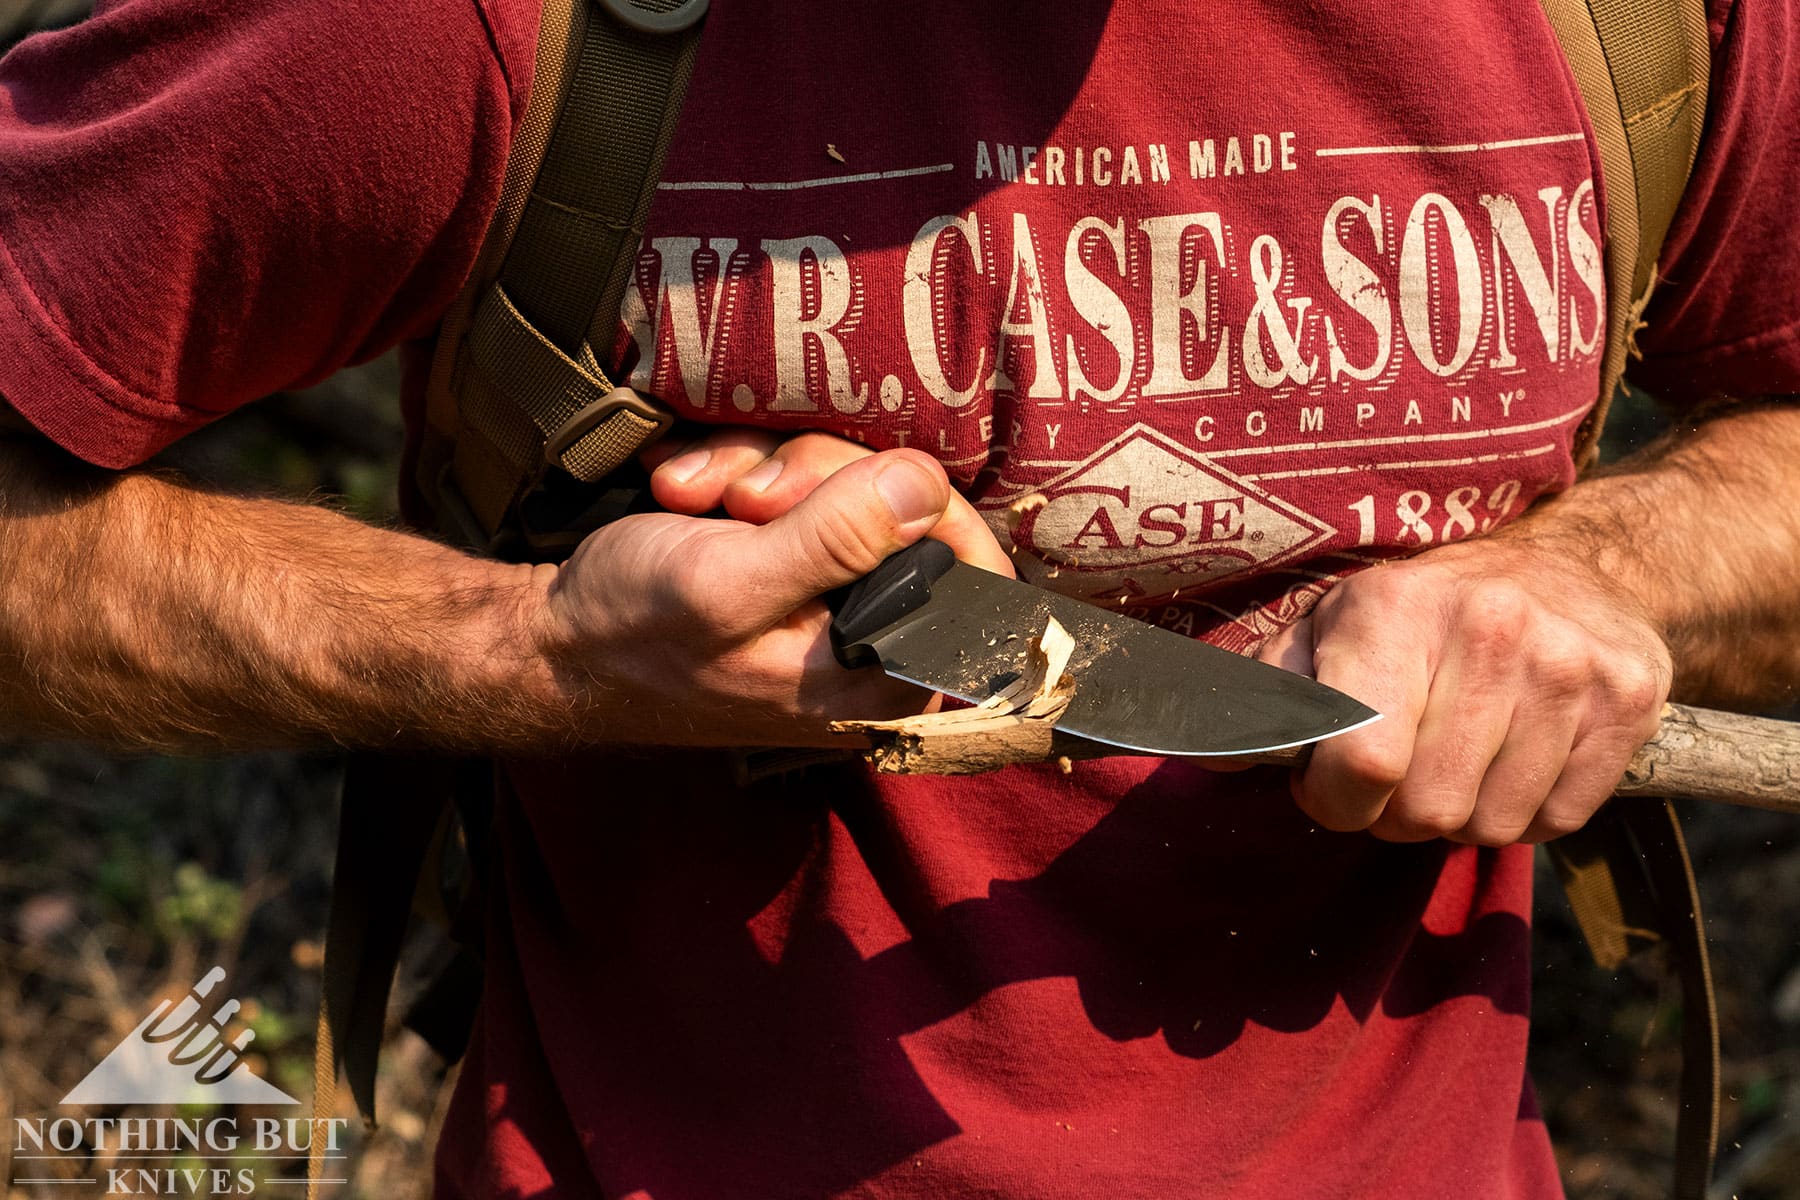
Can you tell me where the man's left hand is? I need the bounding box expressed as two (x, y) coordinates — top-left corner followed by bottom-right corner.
(1255, 536), (1673, 846)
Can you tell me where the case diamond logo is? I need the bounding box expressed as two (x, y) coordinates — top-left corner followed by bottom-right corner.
(1000, 423), (1333, 602)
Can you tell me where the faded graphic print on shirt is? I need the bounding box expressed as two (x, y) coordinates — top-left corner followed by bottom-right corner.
(618, 16), (1603, 652)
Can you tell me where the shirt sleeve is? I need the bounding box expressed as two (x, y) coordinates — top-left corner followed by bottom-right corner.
(1632, 0), (1800, 403)
(0, 0), (528, 468)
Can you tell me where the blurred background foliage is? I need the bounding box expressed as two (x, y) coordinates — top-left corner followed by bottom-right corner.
(2, 5), (1797, 1199)
(0, 354), (446, 1198)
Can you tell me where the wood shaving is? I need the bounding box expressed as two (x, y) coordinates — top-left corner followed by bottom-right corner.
(830, 617), (1077, 775)
(1004, 492), (1047, 542)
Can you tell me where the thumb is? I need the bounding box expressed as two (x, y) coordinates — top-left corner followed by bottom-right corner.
(733, 449), (951, 617)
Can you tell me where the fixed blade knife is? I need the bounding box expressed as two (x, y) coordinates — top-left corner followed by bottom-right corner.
(828, 541), (1380, 758)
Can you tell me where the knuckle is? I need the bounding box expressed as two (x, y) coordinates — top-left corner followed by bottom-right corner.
(1530, 809), (1591, 841)
(1341, 564), (1416, 611)
(1459, 579), (1530, 651)
(1293, 783), (1375, 834)
(1307, 585), (1348, 627)
(1612, 657), (1671, 714)
(806, 513), (897, 581)
(1394, 799), (1472, 840)
(1563, 766), (1625, 815)
(1372, 808), (1459, 843)
(1303, 807), (1370, 835)
(1584, 661), (1668, 741)
(1530, 636), (1591, 698)
(776, 434), (866, 488)
(1454, 808), (1534, 847)
(1633, 704), (1666, 747)
(1337, 741), (1411, 793)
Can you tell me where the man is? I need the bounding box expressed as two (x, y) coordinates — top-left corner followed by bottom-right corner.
(1, 0), (1796, 1195)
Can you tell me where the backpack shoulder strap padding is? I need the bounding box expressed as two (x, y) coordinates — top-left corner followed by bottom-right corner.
(421, 0), (703, 547)
(419, 0), (585, 534)
(1539, 0), (1710, 469)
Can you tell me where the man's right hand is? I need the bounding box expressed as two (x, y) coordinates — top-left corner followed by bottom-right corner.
(532, 440), (1007, 748)
(0, 403), (1006, 754)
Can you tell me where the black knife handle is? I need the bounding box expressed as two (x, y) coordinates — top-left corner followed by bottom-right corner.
(827, 539), (957, 669)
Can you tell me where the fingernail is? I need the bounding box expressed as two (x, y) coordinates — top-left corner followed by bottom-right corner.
(660, 448), (710, 485)
(739, 457), (784, 493)
(874, 460), (942, 526)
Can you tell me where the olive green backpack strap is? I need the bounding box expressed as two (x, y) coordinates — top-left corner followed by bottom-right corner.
(309, 4), (706, 1197)
(420, 0), (706, 555)
(1536, 3), (1714, 1195)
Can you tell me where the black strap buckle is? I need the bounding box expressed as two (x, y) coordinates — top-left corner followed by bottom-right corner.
(598, 0), (708, 35)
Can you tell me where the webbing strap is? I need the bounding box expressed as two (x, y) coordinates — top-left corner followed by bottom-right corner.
(498, 5), (699, 352)
(310, 5), (705, 1191)
(466, 285), (671, 481)
(448, 0), (701, 539)
(308, 754), (458, 1200)
(418, 0), (581, 529)
(1549, 803), (1720, 1200)
(1535, 2), (1714, 1192)
(1539, 0), (1710, 467)
(304, 1010), (334, 1200)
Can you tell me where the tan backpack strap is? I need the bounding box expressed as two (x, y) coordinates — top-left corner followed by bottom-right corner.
(462, 286), (670, 489)
(1538, 0), (1710, 468)
(421, 0), (583, 539)
(304, 1006), (335, 1200)
(425, 0), (704, 548)
(1547, 802), (1720, 1200)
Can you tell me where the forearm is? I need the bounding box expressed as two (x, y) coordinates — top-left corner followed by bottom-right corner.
(1495, 401), (1800, 709)
(0, 438), (567, 753)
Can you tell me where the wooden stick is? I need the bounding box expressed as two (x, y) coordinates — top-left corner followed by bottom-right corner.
(837, 703), (1800, 814)
(1613, 704), (1800, 810)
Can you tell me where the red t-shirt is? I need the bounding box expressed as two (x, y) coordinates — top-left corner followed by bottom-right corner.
(3, 2), (1798, 1197)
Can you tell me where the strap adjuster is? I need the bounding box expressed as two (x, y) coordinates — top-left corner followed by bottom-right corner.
(542, 385), (675, 473)
(599, 0), (708, 35)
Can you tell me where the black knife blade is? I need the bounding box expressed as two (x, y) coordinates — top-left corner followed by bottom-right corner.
(829, 541), (1380, 757)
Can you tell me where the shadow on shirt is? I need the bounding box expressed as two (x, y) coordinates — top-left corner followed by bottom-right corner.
(491, 752), (1531, 1199)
